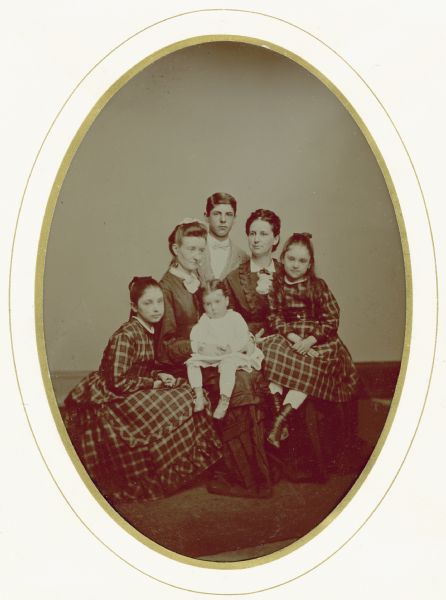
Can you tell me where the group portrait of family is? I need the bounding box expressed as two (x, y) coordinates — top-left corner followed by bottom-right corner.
(63, 192), (359, 505)
(41, 40), (405, 560)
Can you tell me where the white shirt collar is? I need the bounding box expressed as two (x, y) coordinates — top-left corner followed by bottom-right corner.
(284, 276), (307, 286)
(250, 259), (276, 274)
(133, 315), (155, 334)
(207, 235), (231, 279)
(207, 234), (230, 249)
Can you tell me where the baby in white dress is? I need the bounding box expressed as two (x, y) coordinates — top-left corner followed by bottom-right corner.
(186, 279), (264, 419)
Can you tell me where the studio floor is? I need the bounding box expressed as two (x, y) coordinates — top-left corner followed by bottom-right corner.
(51, 363), (397, 562)
(113, 467), (370, 561)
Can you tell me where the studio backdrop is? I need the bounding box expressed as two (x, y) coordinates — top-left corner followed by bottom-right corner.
(43, 41), (405, 376)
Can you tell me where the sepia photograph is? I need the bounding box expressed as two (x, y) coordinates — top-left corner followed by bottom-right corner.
(41, 40), (406, 564)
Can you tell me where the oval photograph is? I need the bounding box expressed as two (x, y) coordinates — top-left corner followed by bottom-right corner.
(41, 41), (406, 563)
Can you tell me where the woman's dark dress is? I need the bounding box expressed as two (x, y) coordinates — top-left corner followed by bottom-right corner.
(224, 259), (278, 335)
(158, 270), (271, 493)
(63, 317), (222, 500)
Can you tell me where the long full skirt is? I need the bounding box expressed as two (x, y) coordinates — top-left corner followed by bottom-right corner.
(261, 334), (358, 403)
(203, 368), (272, 491)
(63, 373), (222, 500)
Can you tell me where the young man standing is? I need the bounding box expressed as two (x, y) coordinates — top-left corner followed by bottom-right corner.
(198, 192), (248, 282)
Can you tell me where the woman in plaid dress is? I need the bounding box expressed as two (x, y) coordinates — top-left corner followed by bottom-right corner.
(262, 233), (359, 447)
(63, 277), (222, 502)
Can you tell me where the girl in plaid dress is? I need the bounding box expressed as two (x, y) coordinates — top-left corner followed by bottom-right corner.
(63, 276), (222, 502)
(262, 233), (358, 447)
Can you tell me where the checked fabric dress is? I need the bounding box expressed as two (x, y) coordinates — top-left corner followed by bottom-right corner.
(63, 318), (222, 500)
(261, 275), (358, 403)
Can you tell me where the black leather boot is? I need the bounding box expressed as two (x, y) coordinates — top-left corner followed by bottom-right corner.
(267, 404), (293, 448)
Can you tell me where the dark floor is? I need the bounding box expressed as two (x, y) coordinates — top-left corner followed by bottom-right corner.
(52, 363), (397, 562)
(113, 469), (366, 560)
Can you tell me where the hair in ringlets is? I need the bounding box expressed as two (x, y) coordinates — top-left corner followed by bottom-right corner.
(279, 232), (323, 314)
(167, 221), (208, 256)
(205, 192), (238, 216)
(128, 276), (161, 317)
(245, 208), (281, 251)
(197, 279), (229, 309)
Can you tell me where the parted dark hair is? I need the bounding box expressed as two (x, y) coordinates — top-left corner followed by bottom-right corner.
(280, 232), (315, 278)
(128, 276), (161, 316)
(167, 221), (208, 256)
(198, 279), (229, 308)
(245, 208), (281, 251)
(205, 192), (238, 216)
(278, 232), (323, 313)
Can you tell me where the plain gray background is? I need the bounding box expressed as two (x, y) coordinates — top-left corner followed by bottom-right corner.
(43, 41), (406, 372)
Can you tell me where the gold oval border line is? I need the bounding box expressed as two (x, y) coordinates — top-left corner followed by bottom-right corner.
(33, 35), (412, 569)
(5, 7), (436, 596)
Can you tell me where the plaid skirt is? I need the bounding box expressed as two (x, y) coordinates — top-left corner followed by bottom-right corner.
(260, 334), (358, 403)
(64, 374), (222, 500)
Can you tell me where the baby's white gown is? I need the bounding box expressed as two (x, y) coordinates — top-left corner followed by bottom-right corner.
(186, 309), (263, 371)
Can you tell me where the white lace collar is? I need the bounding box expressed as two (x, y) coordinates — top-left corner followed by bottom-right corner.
(169, 265), (201, 293)
(132, 315), (155, 334)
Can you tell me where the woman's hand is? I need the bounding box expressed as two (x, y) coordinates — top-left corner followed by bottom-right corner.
(292, 336), (317, 355)
(157, 372), (176, 388)
(287, 332), (302, 345)
(254, 328), (265, 344)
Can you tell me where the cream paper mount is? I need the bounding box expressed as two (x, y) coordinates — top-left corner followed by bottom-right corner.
(7, 6), (437, 598)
